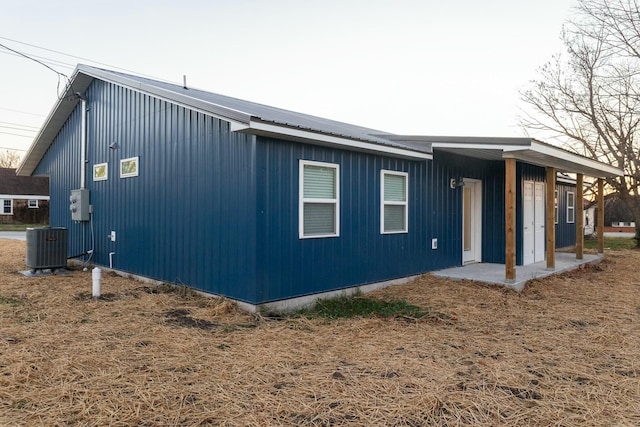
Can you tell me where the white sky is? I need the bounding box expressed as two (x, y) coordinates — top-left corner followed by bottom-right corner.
(0, 0), (575, 154)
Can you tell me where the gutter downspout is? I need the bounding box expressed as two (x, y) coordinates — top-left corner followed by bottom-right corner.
(78, 93), (87, 189)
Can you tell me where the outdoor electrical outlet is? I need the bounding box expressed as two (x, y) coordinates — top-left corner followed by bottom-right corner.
(431, 238), (438, 250)
(110, 231), (116, 242)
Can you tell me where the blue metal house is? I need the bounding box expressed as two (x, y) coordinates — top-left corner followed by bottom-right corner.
(17, 65), (622, 310)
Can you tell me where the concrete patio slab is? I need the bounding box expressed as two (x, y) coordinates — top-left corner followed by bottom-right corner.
(433, 252), (603, 291)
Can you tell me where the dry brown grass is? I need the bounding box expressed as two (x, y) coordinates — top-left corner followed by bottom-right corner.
(1, 239), (639, 426)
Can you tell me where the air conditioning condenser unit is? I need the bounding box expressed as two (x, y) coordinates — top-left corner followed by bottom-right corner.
(26, 227), (67, 272)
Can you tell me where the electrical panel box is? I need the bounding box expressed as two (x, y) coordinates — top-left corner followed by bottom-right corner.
(69, 188), (90, 221)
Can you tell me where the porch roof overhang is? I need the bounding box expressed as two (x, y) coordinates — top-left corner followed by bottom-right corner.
(381, 136), (623, 178)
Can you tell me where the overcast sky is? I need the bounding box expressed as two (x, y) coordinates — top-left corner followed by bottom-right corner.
(0, 0), (575, 155)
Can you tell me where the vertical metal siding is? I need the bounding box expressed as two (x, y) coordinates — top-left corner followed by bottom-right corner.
(35, 80), (258, 302)
(34, 106), (85, 257)
(254, 147), (510, 303)
(556, 182), (577, 248)
(255, 138), (441, 303)
(432, 152), (506, 264)
(34, 78), (581, 305)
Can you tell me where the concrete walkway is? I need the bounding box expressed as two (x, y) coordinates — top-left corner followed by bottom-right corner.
(433, 252), (603, 291)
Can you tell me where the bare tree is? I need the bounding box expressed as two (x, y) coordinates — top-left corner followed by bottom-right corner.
(0, 150), (22, 168)
(520, 0), (640, 237)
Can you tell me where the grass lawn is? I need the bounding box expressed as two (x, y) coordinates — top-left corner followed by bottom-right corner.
(584, 236), (636, 250)
(1, 239), (639, 425)
(0, 223), (48, 231)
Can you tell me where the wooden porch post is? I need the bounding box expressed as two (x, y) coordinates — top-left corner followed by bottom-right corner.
(546, 167), (556, 270)
(505, 158), (516, 282)
(597, 178), (605, 254)
(576, 173), (584, 260)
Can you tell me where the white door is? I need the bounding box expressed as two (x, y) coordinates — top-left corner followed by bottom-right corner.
(523, 181), (546, 265)
(523, 181), (535, 265)
(462, 179), (482, 264)
(534, 182), (545, 262)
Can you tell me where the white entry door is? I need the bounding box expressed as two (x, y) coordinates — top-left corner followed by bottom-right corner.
(534, 182), (545, 262)
(462, 179), (482, 264)
(523, 181), (546, 265)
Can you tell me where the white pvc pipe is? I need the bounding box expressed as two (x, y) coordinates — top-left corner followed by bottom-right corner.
(109, 252), (115, 269)
(92, 267), (101, 298)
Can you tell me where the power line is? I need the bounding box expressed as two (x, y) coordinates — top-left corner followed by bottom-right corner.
(0, 35), (181, 85)
(0, 125), (37, 133)
(0, 50), (75, 70)
(0, 41), (69, 99)
(0, 42), (68, 80)
(0, 35), (120, 71)
(0, 131), (34, 139)
(0, 107), (45, 117)
(0, 121), (39, 130)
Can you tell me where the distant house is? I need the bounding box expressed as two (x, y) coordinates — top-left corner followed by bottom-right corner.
(0, 168), (49, 224)
(17, 65), (622, 310)
(583, 200), (596, 236)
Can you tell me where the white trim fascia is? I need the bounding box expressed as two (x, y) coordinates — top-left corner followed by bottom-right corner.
(556, 176), (577, 184)
(246, 121), (432, 160)
(0, 194), (50, 200)
(230, 122), (250, 132)
(529, 141), (623, 177)
(433, 142), (526, 151)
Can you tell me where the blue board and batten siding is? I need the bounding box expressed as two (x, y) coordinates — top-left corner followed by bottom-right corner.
(35, 80), (259, 302)
(33, 78), (581, 305)
(255, 139), (440, 303)
(432, 152), (506, 264)
(556, 181), (577, 248)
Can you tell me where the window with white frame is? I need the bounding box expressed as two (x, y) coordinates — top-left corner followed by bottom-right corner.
(566, 191), (575, 223)
(554, 190), (558, 224)
(2, 199), (12, 215)
(299, 160), (339, 238)
(28, 200), (39, 208)
(381, 170), (408, 234)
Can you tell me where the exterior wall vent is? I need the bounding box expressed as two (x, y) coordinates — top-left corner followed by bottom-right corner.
(26, 227), (67, 271)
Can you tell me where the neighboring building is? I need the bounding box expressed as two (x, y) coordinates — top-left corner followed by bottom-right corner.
(0, 168), (49, 224)
(584, 200), (596, 236)
(17, 65), (622, 310)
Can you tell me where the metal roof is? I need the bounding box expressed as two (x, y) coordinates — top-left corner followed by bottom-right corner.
(17, 65), (432, 176)
(382, 135), (623, 178)
(17, 65), (623, 178)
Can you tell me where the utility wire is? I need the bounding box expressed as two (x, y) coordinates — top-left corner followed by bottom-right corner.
(0, 146), (27, 152)
(0, 35), (122, 71)
(0, 125), (37, 132)
(0, 42), (68, 81)
(0, 50), (75, 70)
(0, 35), (180, 85)
(0, 122), (39, 130)
(0, 41), (69, 98)
(0, 107), (45, 117)
(0, 131), (34, 139)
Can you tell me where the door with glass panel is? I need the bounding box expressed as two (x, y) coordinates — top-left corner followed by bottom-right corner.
(462, 179), (482, 264)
